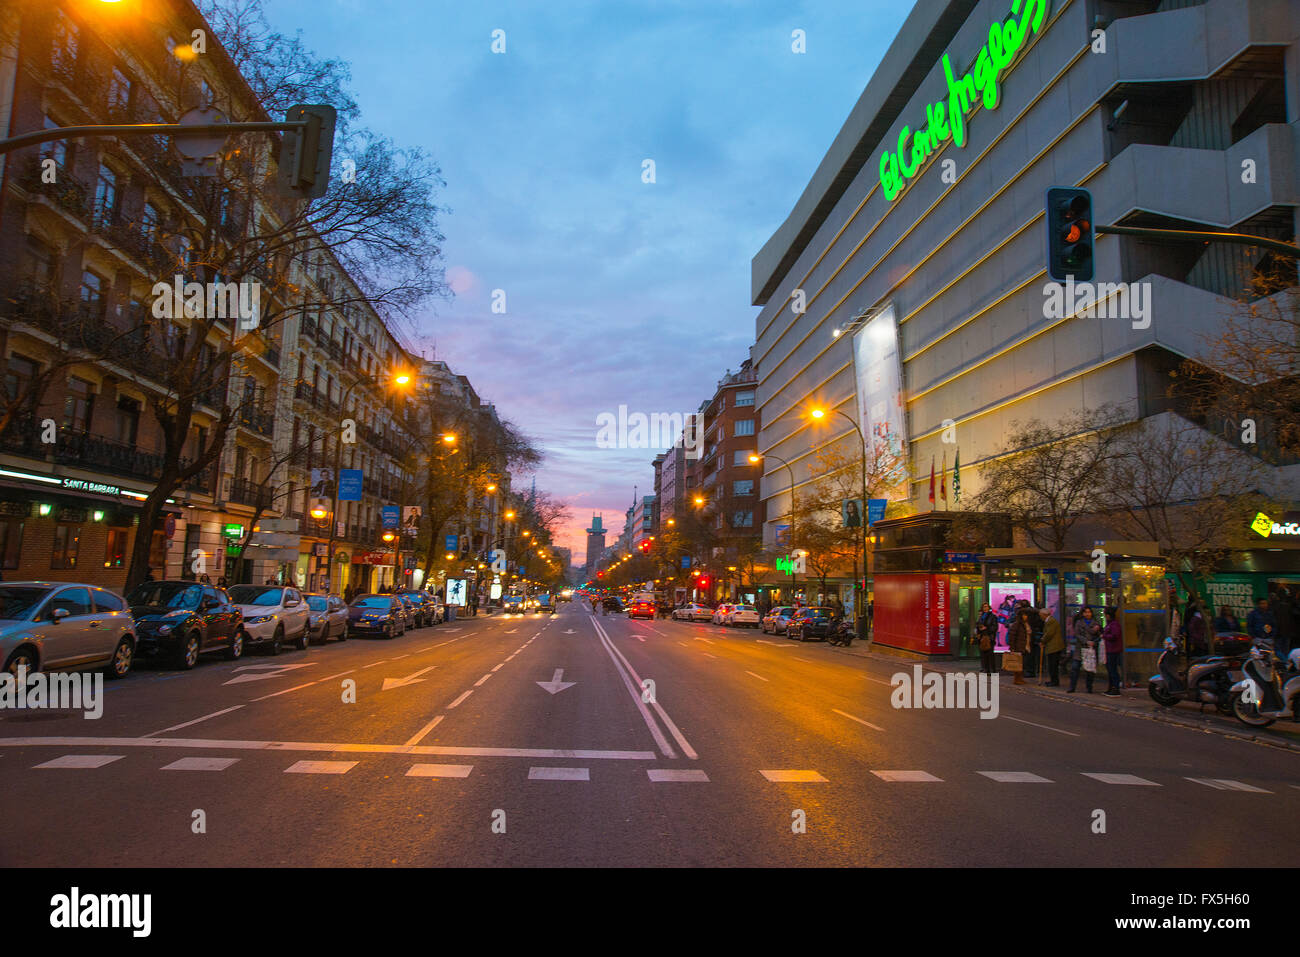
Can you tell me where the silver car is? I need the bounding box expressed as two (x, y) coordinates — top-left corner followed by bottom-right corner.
(304, 593), (349, 644)
(0, 582), (137, 679)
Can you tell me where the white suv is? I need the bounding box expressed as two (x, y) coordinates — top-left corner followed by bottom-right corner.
(226, 585), (311, 653)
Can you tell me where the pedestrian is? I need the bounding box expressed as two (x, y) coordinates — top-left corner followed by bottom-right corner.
(1246, 597), (1277, 654)
(1019, 599), (1042, 677)
(1270, 586), (1295, 659)
(975, 602), (998, 675)
(1168, 592), (1181, 644)
(1039, 607), (1063, 686)
(1006, 608), (1030, 685)
(1213, 604), (1241, 634)
(199, 573), (211, 584)
(1185, 600), (1209, 657)
(1101, 605), (1123, 696)
(1068, 605), (1100, 693)
(145, 567), (155, 582)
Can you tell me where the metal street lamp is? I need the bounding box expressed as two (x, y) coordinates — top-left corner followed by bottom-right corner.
(810, 405), (870, 641)
(751, 450), (799, 603)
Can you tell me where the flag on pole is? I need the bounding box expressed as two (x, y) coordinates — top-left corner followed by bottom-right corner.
(928, 456), (936, 507)
(953, 447), (961, 504)
(940, 450), (947, 506)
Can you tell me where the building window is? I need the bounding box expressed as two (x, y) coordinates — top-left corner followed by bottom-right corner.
(732, 510), (754, 528)
(141, 201), (160, 243)
(733, 480), (754, 496)
(115, 395), (140, 445)
(52, 525), (81, 569)
(734, 419), (755, 436)
(63, 376), (95, 432)
(79, 269), (106, 317)
(108, 67), (132, 115)
(0, 518), (24, 569)
(735, 390), (755, 407)
(104, 528), (127, 568)
(4, 354), (40, 403)
(40, 115), (68, 169)
(93, 162), (117, 225)
(732, 449), (753, 467)
(52, 13), (79, 73)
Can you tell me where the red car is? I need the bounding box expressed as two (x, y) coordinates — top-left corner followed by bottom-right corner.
(628, 599), (655, 620)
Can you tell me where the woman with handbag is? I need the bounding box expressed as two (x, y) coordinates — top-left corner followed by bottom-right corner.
(1068, 605), (1101, 693)
(975, 602), (998, 674)
(1005, 608), (1030, 685)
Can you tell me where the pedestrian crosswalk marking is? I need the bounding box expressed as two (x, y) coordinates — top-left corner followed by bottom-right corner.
(978, 771), (1052, 783)
(1185, 777), (1270, 793)
(407, 764), (473, 778)
(760, 770), (828, 783)
(1082, 773), (1159, 786)
(873, 770), (943, 782)
(528, 767), (589, 781)
(648, 769), (710, 782)
(162, 757), (239, 772)
(285, 760), (357, 774)
(34, 755), (123, 770)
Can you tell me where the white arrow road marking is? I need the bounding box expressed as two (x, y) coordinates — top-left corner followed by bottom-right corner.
(563, 629), (577, 634)
(222, 663), (316, 685)
(536, 668), (576, 695)
(382, 664), (437, 691)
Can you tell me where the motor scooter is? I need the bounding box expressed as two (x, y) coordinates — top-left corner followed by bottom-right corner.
(1229, 647), (1300, 727)
(826, 617), (854, 647)
(1147, 637), (1243, 714)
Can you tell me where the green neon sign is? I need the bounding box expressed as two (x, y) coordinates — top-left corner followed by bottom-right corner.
(776, 555), (795, 575)
(879, 0), (1050, 202)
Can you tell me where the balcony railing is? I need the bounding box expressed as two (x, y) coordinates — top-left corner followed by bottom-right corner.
(229, 476), (272, 509)
(17, 158), (91, 221)
(237, 404), (273, 438)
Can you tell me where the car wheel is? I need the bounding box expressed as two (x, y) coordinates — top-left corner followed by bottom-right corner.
(5, 645), (38, 678)
(269, 627), (283, 656)
(177, 632), (201, 670)
(337, 623), (347, 642)
(295, 623), (310, 650)
(106, 636), (134, 679)
(226, 631), (245, 661)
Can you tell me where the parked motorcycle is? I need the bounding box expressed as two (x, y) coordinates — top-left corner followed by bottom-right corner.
(1229, 647), (1300, 728)
(826, 618), (854, 647)
(1147, 637), (1243, 714)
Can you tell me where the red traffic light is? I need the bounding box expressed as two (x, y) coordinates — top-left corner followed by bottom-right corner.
(597, 571), (604, 579)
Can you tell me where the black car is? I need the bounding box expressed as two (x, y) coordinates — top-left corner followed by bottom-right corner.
(602, 596), (624, 613)
(348, 594), (406, 638)
(127, 580), (245, 669)
(397, 590), (436, 628)
(785, 607), (841, 641)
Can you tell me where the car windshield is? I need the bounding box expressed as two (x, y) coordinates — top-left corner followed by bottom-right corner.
(127, 581), (202, 610)
(736, 605), (756, 612)
(353, 596), (391, 609)
(806, 609), (833, 618)
(228, 586), (283, 606)
(306, 596), (329, 611)
(0, 585), (53, 620)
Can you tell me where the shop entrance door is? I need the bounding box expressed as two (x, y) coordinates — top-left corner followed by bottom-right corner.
(956, 583), (982, 658)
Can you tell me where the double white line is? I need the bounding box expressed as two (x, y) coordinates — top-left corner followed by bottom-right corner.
(590, 617), (697, 761)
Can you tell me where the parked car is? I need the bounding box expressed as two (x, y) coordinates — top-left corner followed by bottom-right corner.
(304, 593), (349, 644)
(711, 604), (735, 625)
(627, 598), (655, 620)
(762, 606), (797, 635)
(602, 596), (624, 613)
(673, 602), (712, 622)
(0, 582), (138, 679)
(726, 604), (761, 628)
(227, 584), (311, 653)
(347, 595), (406, 638)
(128, 580), (245, 669)
(394, 592), (420, 629)
(786, 606), (841, 641)
(397, 590), (436, 628)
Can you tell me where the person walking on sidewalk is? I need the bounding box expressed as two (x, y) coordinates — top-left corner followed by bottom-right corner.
(1007, 608), (1031, 685)
(1040, 607), (1063, 686)
(1102, 606), (1124, 696)
(975, 602), (998, 675)
(1021, 599), (1043, 678)
(1068, 605), (1101, 693)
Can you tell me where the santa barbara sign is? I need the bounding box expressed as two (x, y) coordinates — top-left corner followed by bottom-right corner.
(879, 0), (1050, 202)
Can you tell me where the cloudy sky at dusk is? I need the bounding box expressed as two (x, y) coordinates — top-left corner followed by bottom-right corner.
(258, 0), (910, 562)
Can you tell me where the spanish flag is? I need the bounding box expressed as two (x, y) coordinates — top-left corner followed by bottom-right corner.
(928, 456), (935, 507)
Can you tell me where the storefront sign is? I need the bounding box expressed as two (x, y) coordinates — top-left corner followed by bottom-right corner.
(222, 523), (244, 539)
(60, 477), (123, 496)
(1252, 512), (1300, 538)
(879, 0), (1050, 202)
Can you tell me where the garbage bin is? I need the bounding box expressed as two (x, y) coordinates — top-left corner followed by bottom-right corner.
(445, 604), (456, 623)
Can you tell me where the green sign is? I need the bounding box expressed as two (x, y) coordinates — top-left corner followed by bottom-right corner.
(222, 523), (244, 539)
(776, 556), (795, 575)
(879, 0), (1050, 202)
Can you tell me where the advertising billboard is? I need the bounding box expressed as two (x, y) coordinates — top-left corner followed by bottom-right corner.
(445, 578), (468, 607)
(989, 583), (1036, 652)
(851, 303), (908, 492)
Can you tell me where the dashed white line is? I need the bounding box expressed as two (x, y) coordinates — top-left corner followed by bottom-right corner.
(831, 708), (884, 731)
(474, 673), (493, 687)
(319, 670), (356, 682)
(744, 670), (769, 682)
(285, 760), (356, 774)
(162, 757), (239, 772)
(701, 652), (717, 659)
(407, 764), (473, 778)
(528, 766), (589, 781)
(447, 690), (473, 709)
(873, 770), (943, 782)
(251, 681), (320, 702)
(978, 771), (1053, 783)
(648, 769), (710, 782)
(1001, 714), (1080, 737)
(34, 755), (123, 769)
(491, 663), (505, 672)
(760, 770), (827, 783)
(361, 660), (389, 670)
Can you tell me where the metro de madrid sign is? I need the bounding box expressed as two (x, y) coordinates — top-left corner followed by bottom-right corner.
(879, 0), (1050, 202)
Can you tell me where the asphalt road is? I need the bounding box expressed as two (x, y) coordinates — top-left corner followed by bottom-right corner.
(2, 602), (1296, 866)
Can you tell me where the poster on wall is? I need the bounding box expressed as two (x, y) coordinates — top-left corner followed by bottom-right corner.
(852, 303), (909, 493)
(989, 583), (1036, 652)
(446, 578), (468, 607)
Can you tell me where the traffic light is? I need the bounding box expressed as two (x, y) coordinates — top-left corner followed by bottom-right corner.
(1045, 187), (1094, 282)
(596, 571), (604, 579)
(276, 104), (337, 199)
(638, 539), (651, 553)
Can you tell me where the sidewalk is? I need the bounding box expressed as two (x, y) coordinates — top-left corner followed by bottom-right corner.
(820, 637), (1300, 754)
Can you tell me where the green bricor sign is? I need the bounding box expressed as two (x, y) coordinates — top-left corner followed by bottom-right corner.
(879, 0), (1050, 202)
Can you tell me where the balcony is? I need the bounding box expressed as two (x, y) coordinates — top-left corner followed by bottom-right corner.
(237, 404), (274, 439)
(300, 317), (319, 342)
(17, 158), (91, 221)
(229, 476), (272, 509)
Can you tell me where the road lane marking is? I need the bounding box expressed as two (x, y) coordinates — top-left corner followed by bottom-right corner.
(760, 770), (827, 783)
(447, 690), (473, 709)
(590, 618), (676, 758)
(162, 757), (239, 772)
(0, 737), (656, 760)
(1082, 773), (1159, 786)
(474, 673), (493, 686)
(143, 705), (244, 737)
(319, 670), (356, 682)
(361, 660), (389, 669)
(491, 663), (505, 672)
(528, 766), (589, 781)
(251, 681), (321, 701)
(427, 639), (460, 649)
(594, 618), (698, 759)
(285, 760), (356, 774)
(744, 671), (769, 682)
(693, 637), (714, 644)
(34, 755), (123, 769)
(978, 771), (1052, 783)
(872, 770), (943, 782)
(701, 652), (717, 659)
(390, 654), (409, 660)
(756, 640), (791, 648)
(407, 764), (473, 778)
(832, 709), (884, 731)
(1000, 714), (1080, 737)
(648, 769), (709, 782)
(1186, 778), (1270, 792)
(403, 715), (444, 746)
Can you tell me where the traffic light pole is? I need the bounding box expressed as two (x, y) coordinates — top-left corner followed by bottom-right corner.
(0, 120), (307, 155)
(1095, 224), (1298, 258)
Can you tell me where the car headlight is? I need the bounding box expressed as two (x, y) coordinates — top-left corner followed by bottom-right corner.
(157, 624), (172, 635)
(245, 615), (274, 624)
